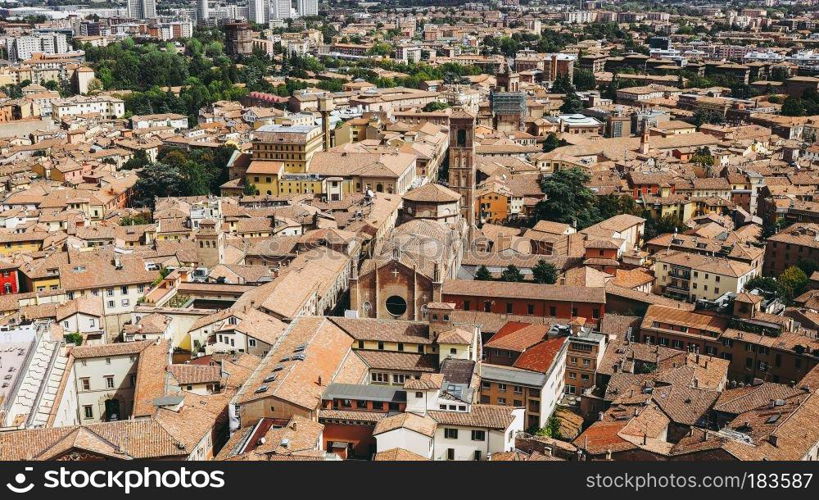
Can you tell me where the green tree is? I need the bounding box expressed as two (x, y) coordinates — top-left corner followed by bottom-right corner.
(796, 259), (819, 278)
(730, 83), (752, 99)
(535, 415), (561, 438)
(475, 265), (492, 281)
(770, 67), (789, 82)
(542, 133), (562, 153)
(132, 162), (186, 208)
(573, 68), (596, 91)
(595, 194), (640, 220)
(560, 93), (584, 114)
(367, 42), (394, 57)
(532, 168), (599, 229)
(692, 147), (715, 176)
(64, 333), (83, 346)
(778, 266), (808, 303)
(693, 109), (726, 126)
(423, 101), (450, 112)
(500, 265), (524, 282)
(532, 260), (558, 284)
(602, 77), (619, 100)
(643, 214), (685, 241)
(552, 73), (574, 94)
(120, 214), (151, 225)
(745, 276), (782, 295)
(781, 96), (806, 116)
(122, 150), (150, 170)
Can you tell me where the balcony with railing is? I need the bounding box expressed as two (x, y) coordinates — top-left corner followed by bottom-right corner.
(668, 267), (691, 280)
(665, 278), (690, 294)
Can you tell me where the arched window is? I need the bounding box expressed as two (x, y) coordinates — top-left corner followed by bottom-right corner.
(457, 129), (467, 147)
(376, 183), (384, 192)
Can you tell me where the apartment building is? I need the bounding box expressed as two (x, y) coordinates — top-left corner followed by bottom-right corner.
(4, 33), (69, 62)
(639, 300), (818, 384)
(654, 250), (756, 302)
(70, 340), (156, 423)
(479, 322), (568, 430)
(564, 329), (608, 396)
(764, 223), (819, 277)
(250, 124), (323, 174)
(52, 95), (126, 120)
(373, 374), (524, 461)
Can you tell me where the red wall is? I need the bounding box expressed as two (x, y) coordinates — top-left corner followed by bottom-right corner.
(584, 248), (618, 259)
(321, 423), (377, 459)
(442, 294), (604, 322)
(0, 269), (19, 295)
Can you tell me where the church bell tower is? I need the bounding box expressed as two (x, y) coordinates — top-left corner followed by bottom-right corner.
(447, 110), (477, 230)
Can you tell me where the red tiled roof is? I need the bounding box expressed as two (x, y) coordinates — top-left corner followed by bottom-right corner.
(486, 323), (549, 352)
(573, 420), (635, 456)
(513, 336), (566, 373)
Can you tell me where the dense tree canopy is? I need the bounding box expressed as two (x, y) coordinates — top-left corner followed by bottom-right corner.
(746, 266), (809, 305)
(542, 133), (564, 153)
(132, 145), (236, 208)
(573, 68), (596, 92)
(500, 265), (524, 282)
(475, 265), (492, 281)
(532, 168), (600, 229)
(532, 260), (558, 284)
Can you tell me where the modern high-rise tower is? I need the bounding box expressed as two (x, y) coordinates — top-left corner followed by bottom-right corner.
(248, 0), (270, 24)
(197, 0), (210, 23)
(297, 0), (318, 17)
(272, 0), (293, 19)
(127, 0), (156, 19)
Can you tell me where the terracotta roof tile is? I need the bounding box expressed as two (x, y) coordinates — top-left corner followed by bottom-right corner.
(428, 404), (517, 430)
(373, 412), (437, 437)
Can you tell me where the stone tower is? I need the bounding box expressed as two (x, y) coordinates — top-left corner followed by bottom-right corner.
(639, 117), (650, 155)
(495, 61), (519, 92)
(318, 94), (334, 151)
(448, 110), (477, 229)
(195, 219), (224, 268)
